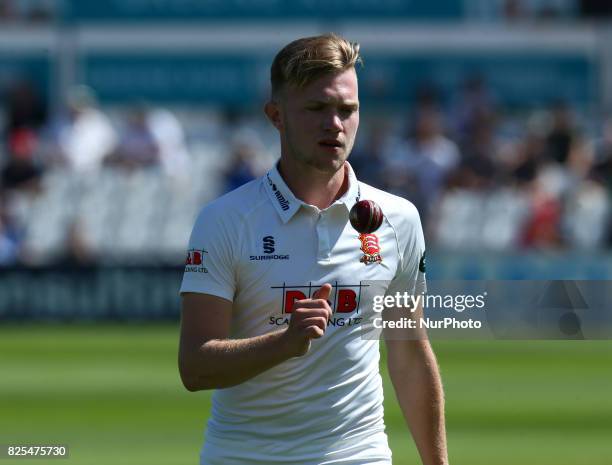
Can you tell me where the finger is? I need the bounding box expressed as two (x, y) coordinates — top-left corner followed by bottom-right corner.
(299, 316), (328, 330)
(305, 325), (325, 339)
(293, 300), (330, 311)
(312, 283), (332, 301)
(292, 307), (331, 320)
(294, 299), (331, 310)
(299, 299), (332, 320)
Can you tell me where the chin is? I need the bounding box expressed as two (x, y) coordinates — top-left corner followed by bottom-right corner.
(307, 157), (345, 174)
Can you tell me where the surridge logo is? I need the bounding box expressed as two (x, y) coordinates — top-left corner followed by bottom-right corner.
(185, 249), (208, 273)
(359, 234), (382, 264)
(267, 174), (290, 211)
(263, 236), (275, 254)
(250, 235), (290, 261)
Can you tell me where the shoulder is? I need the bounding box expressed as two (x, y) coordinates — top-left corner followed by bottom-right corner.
(358, 181), (421, 231)
(358, 182), (426, 271)
(192, 178), (269, 235)
(195, 178), (267, 222)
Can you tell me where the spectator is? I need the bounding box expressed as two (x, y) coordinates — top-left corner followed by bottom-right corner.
(223, 130), (265, 192)
(521, 178), (564, 249)
(3, 78), (47, 138)
(147, 107), (192, 180)
(383, 104), (460, 224)
(510, 130), (546, 185)
(588, 117), (612, 246)
(56, 220), (96, 266)
(1, 128), (43, 192)
(457, 112), (500, 189)
(591, 117), (612, 192)
(105, 104), (160, 171)
(45, 86), (117, 173)
(350, 120), (392, 189)
(0, 192), (22, 265)
(452, 75), (496, 147)
(544, 101), (578, 165)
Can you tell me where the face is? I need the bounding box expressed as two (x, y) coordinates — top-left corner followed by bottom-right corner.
(266, 68), (359, 174)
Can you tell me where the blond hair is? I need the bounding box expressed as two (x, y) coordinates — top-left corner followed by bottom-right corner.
(270, 33), (362, 96)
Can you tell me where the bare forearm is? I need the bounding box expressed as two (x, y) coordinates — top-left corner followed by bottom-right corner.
(389, 343), (448, 465)
(180, 329), (292, 390)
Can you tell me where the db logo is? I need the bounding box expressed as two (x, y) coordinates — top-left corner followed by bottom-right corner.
(284, 289), (357, 314)
(185, 249), (207, 265)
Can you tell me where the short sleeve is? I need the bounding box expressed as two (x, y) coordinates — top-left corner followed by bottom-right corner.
(179, 205), (238, 302)
(385, 204), (427, 298)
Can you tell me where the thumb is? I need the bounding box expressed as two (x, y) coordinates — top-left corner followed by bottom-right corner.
(313, 283), (332, 301)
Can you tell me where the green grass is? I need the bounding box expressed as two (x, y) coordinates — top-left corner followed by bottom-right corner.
(1, 325), (611, 464)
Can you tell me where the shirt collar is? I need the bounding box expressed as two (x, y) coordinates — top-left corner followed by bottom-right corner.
(264, 164), (301, 223)
(335, 161), (361, 212)
(264, 161), (361, 224)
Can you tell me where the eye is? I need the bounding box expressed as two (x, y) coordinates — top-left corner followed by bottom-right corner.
(306, 105), (324, 112)
(340, 107), (352, 114)
(339, 106), (357, 117)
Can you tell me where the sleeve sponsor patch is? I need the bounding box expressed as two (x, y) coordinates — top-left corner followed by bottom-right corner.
(419, 251), (426, 273)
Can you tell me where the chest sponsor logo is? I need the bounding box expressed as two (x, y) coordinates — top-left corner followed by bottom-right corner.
(250, 235), (290, 261)
(268, 282), (369, 327)
(185, 249), (208, 273)
(359, 233), (382, 264)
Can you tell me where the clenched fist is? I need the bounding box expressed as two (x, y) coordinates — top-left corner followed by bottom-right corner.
(282, 283), (333, 357)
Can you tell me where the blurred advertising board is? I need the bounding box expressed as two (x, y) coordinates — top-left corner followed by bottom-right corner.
(63, 0), (463, 22)
(0, 266), (183, 321)
(362, 53), (596, 108)
(0, 254), (609, 321)
(80, 52), (596, 107)
(81, 53), (269, 105)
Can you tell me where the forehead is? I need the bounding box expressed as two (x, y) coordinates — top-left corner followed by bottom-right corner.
(288, 68), (358, 102)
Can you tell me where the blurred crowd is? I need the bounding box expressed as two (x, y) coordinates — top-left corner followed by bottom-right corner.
(0, 0), (55, 23)
(0, 81), (195, 265)
(350, 80), (611, 251)
(0, 76), (611, 266)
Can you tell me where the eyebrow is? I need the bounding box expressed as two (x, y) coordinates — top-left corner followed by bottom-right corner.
(306, 99), (360, 109)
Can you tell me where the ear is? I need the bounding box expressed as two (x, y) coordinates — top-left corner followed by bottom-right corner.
(264, 101), (283, 131)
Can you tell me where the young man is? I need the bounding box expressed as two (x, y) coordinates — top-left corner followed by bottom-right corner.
(179, 33), (449, 465)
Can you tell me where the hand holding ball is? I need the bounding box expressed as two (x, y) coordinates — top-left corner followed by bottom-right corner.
(349, 200), (383, 233)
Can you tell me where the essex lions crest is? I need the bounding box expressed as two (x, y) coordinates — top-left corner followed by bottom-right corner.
(358, 233), (382, 264)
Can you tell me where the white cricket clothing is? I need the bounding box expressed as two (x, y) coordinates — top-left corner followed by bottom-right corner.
(180, 162), (426, 465)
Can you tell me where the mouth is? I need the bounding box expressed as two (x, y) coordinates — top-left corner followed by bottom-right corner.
(318, 139), (344, 150)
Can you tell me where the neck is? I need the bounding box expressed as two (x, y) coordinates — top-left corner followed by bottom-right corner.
(277, 159), (348, 210)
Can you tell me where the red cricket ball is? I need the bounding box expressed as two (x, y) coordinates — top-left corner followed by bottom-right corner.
(349, 199), (384, 233)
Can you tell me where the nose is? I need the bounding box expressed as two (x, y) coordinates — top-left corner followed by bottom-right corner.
(322, 112), (343, 133)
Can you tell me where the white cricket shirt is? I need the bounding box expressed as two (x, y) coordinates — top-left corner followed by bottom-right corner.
(180, 162), (426, 465)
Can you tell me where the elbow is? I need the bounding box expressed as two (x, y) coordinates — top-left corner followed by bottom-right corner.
(180, 374), (203, 392)
(180, 370), (218, 392)
(178, 344), (212, 391)
(180, 372), (241, 390)
(179, 368), (202, 392)
(178, 359), (209, 392)
(179, 361), (227, 391)
(179, 366), (241, 391)
(180, 374), (236, 391)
